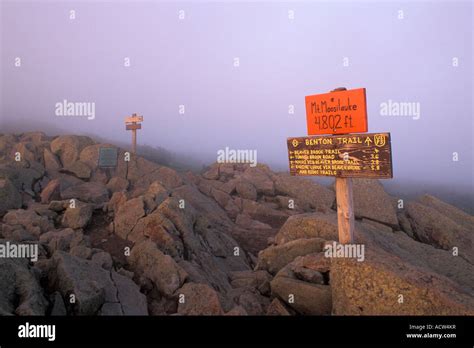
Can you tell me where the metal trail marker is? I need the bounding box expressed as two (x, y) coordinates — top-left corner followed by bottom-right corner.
(125, 113), (143, 154)
(288, 87), (393, 244)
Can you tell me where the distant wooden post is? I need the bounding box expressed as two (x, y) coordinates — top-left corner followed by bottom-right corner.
(331, 87), (355, 244)
(125, 113), (143, 155)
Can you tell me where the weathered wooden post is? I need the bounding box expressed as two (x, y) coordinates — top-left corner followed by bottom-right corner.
(331, 87), (354, 244)
(125, 113), (143, 155)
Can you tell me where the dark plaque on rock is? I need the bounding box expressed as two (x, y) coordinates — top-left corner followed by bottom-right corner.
(98, 147), (118, 168)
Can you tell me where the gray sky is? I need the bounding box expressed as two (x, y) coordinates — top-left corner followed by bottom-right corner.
(1, 0), (473, 206)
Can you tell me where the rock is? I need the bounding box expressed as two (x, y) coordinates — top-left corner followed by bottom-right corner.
(266, 298), (291, 316)
(147, 181), (169, 206)
(3, 209), (53, 237)
(418, 194), (474, 230)
(91, 252), (114, 270)
(49, 251), (147, 315)
(106, 177), (129, 193)
(110, 271), (148, 315)
(50, 135), (95, 167)
(211, 188), (232, 208)
(61, 201), (93, 229)
(0, 256), (48, 315)
(218, 163), (235, 179)
(274, 174), (335, 212)
(0, 162), (44, 195)
(171, 185), (233, 229)
(227, 288), (269, 315)
(70, 245), (93, 259)
(235, 214), (272, 229)
(61, 182), (109, 205)
(241, 166), (274, 196)
(225, 305), (248, 316)
(0, 178), (22, 216)
(275, 212), (339, 245)
(40, 179), (61, 204)
(48, 200), (68, 212)
(202, 164), (219, 180)
(270, 271), (332, 315)
(129, 210), (184, 256)
(0, 224), (36, 242)
(292, 267), (325, 285)
(43, 148), (62, 173)
(50, 292), (67, 316)
(106, 192), (128, 213)
(256, 238), (326, 275)
(176, 283), (223, 315)
(229, 270), (272, 295)
(129, 240), (188, 297)
(275, 195), (298, 210)
(230, 226), (277, 256)
(406, 201), (473, 264)
(241, 199), (289, 228)
(331, 244), (474, 315)
(235, 181), (257, 200)
(113, 197), (146, 240)
(361, 218), (392, 234)
(289, 252), (331, 274)
(352, 179), (399, 227)
(197, 179), (224, 196)
(39, 228), (84, 253)
(60, 161), (92, 180)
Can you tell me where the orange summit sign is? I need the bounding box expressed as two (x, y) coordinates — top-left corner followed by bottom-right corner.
(305, 87), (368, 135)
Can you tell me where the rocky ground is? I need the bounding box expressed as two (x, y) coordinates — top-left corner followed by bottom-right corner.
(0, 132), (473, 316)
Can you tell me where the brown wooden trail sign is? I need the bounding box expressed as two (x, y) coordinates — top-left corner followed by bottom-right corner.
(125, 113), (143, 154)
(289, 87), (393, 245)
(287, 132), (393, 179)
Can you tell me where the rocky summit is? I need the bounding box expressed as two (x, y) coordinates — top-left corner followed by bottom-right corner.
(0, 132), (473, 316)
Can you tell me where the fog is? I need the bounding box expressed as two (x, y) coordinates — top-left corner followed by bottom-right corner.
(1, 0), (473, 211)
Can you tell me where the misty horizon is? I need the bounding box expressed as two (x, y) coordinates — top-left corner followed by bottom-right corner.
(1, 0), (473, 211)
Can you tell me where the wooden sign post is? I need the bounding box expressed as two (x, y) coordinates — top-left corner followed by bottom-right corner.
(125, 113), (143, 154)
(288, 87), (392, 245)
(332, 87), (357, 244)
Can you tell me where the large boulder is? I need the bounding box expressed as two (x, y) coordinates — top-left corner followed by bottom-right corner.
(3, 209), (53, 237)
(417, 194), (474, 230)
(176, 283), (223, 315)
(40, 179), (61, 204)
(0, 255), (48, 315)
(61, 201), (94, 229)
(406, 199), (473, 264)
(60, 161), (92, 180)
(241, 165), (275, 196)
(270, 266), (332, 315)
(61, 182), (109, 205)
(0, 178), (22, 216)
(241, 199), (289, 228)
(275, 212), (339, 245)
(129, 240), (188, 297)
(352, 179), (399, 227)
(274, 174), (335, 212)
(331, 244), (474, 315)
(50, 135), (95, 167)
(49, 251), (148, 315)
(113, 196), (146, 240)
(256, 238), (326, 275)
